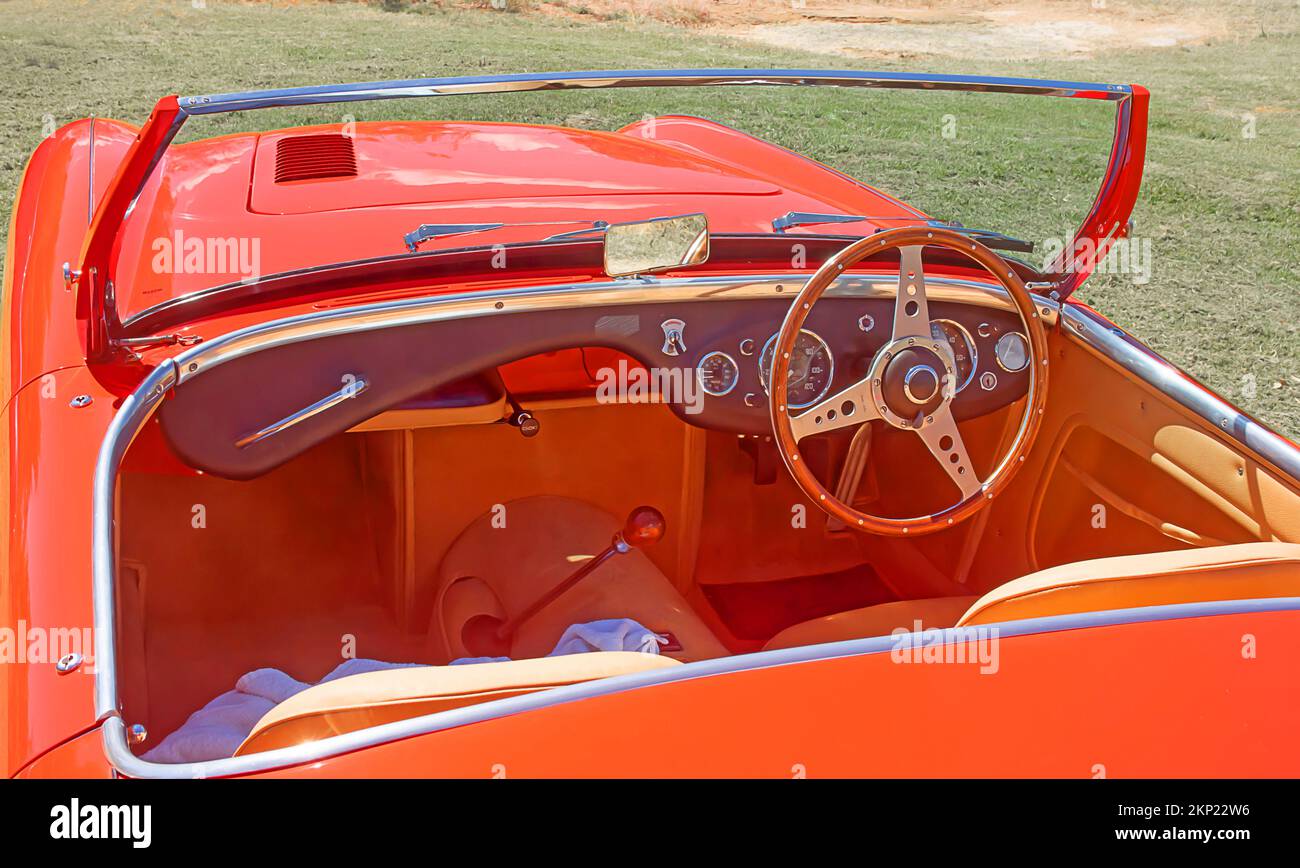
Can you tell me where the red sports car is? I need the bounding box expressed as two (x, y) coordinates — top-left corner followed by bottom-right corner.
(5, 70), (1298, 779)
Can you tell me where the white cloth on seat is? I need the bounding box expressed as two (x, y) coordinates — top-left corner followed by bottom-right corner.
(142, 618), (663, 764)
(142, 668), (308, 764)
(550, 618), (667, 656)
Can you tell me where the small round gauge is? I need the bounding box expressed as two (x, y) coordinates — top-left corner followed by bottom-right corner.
(758, 330), (834, 409)
(929, 319), (978, 393)
(995, 331), (1030, 372)
(696, 350), (739, 396)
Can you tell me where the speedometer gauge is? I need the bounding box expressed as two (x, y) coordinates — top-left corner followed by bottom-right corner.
(929, 319), (977, 393)
(696, 351), (739, 396)
(759, 330), (834, 409)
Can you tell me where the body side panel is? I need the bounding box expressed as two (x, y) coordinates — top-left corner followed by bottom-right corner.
(1, 367), (111, 776)
(251, 608), (1300, 778)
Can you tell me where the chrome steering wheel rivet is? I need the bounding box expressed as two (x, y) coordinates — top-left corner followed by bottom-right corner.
(56, 652), (82, 674)
(69, 395), (93, 408)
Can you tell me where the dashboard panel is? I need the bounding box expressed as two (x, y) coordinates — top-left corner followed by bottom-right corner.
(160, 284), (1036, 479)
(633, 296), (1032, 435)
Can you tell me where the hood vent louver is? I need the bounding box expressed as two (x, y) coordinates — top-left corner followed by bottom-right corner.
(273, 133), (357, 183)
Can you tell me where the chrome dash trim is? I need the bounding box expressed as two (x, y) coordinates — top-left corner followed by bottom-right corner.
(100, 596), (1300, 779)
(235, 377), (370, 449)
(92, 274), (1300, 779)
(166, 273), (1041, 384)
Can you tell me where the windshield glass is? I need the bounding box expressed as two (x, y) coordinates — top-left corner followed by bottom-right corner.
(109, 78), (1121, 324)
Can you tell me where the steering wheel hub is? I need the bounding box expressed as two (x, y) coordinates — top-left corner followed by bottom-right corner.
(868, 337), (955, 430)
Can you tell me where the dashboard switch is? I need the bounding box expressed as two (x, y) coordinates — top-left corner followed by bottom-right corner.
(661, 318), (687, 356)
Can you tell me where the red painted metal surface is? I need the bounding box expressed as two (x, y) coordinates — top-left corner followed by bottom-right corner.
(1055, 86), (1149, 295)
(0, 368), (115, 776)
(15, 727), (112, 779)
(252, 610), (1300, 778)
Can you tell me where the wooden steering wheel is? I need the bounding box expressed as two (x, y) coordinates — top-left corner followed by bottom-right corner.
(769, 226), (1050, 536)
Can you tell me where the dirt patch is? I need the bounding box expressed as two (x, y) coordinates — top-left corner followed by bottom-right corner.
(517, 0), (1233, 61)
(709, 1), (1229, 61)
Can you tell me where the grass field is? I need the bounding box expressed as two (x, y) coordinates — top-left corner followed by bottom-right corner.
(0, 0), (1295, 438)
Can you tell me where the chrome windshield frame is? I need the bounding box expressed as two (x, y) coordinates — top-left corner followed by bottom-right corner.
(77, 68), (1144, 360)
(178, 69), (1132, 115)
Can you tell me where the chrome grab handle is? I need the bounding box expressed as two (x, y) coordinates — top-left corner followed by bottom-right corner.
(235, 376), (369, 449)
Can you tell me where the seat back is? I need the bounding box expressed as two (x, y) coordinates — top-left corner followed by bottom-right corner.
(235, 651), (679, 757)
(957, 542), (1300, 626)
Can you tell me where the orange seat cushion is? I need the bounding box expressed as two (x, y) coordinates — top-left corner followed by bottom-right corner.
(958, 541), (1300, 626)
(236, 651), (680, 757)
(763, 542), (1300, 651)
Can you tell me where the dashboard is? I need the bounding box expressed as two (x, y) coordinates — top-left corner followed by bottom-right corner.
(636, 296), (1033, 435)
(159, 284), (1037, 479)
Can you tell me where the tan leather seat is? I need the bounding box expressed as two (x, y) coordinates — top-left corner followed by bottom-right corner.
(764, 542), (1300, 651)
(763, 596), (979, 651)
(236, 651), (678, 756)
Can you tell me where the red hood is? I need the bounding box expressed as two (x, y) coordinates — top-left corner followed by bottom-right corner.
(106, 117), (923, 321)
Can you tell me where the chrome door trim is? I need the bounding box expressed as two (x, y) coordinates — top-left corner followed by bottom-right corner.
(1060, 304), (1300, 482)
(91, 275), (1300, 779)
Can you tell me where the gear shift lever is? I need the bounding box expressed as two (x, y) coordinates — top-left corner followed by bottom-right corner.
(494, 506), (665, 642)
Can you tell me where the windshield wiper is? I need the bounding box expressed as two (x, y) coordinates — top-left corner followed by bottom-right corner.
(403, 219), (616, 251)
(404, 223), (505, 253)
(772, 211), (873, 232)
(770, 211), (1034, 254)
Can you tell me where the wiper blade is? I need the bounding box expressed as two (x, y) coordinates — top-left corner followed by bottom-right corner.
(926, 220), (1035, 254)
(770, 212), (1034, 254)
(404, 223), (504, 253)
(544, 220), (609, 240)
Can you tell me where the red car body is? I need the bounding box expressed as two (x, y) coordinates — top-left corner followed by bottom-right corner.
(3, 70), (1297, 779)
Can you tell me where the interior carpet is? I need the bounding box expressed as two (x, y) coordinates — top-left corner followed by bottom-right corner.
(701, 563), (898, 641)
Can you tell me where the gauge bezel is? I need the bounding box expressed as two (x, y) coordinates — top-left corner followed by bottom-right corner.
(930, 318), (979, 393)
(995, 331), (1031, 373)
(696, 350), (740, 397)
(758, 328), (835, 410)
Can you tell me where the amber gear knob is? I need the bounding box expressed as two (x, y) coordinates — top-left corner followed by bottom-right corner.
(621, 506), (666, 549)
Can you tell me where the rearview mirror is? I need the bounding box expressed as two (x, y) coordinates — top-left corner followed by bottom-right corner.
(603, 213), (709, 278)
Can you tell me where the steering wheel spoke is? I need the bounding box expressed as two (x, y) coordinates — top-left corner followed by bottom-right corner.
(892, 245), (932, 340)
(915, 406), (982, 501)
(788, 379), (879, 442)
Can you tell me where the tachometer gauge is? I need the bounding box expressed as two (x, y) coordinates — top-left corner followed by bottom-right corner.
(759, 330), (834, 409)
(929, 319), (977, 393)
(696, 351), (739, 396)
